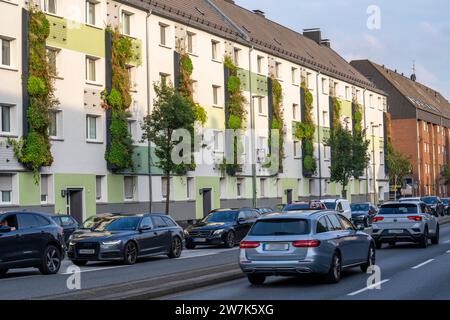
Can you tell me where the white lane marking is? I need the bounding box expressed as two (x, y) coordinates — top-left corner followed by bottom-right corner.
(179, 248), (238, 260)
(411, 259), (434, 269)
(60, 265), (129, 275)
(446, 250), (450, 254)
(443, 240), (450, 244)
(347, 279), (390, 296)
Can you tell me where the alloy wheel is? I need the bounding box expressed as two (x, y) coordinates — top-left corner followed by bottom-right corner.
(172, 237), (182, 257)
(125, 242), (137, 264)
(46, 248), (60, 273)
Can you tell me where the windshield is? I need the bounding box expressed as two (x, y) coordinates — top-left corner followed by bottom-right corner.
(250, 219), (309, 236)
(351, 204), (369, 211)
(92, 217), (141, 231)
(422, 197), (438, 204)
(379, 204), (418, 215)
(323, 202), (336, 210)
(283, 204), (310, 211)
(442, 199), (449, 205)
(82, 216), (114, 229)
(203, 211), (238, 223)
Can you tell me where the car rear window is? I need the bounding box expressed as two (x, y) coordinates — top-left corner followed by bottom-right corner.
(323, 202), (336, 210)
(379, 204), (418, 214)
(249, 219), (309, 236)
(351, 204), (369, 211)
(283, 204), (310, 211)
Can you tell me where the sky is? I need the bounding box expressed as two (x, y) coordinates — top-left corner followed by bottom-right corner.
(235, 0), (450, 99)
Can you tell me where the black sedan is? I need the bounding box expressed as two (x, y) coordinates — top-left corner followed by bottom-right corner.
(350, 203), (378, 227)
(50, 215), (79, 243)
(184, 208), (260, 249)
(422, 196), (445, 216)
(67, 214), (184, 266)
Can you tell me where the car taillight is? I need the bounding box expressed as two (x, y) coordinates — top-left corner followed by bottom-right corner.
(373, 216), (384, 222)
(292, 240), (321, 248)
(407, 216), (423, 222)
(240, 241), (260, 249)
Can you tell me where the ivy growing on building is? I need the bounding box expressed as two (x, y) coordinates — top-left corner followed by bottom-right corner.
(352, 102), (363, 135)
(9, 5), (58, 183)
(332, 97), (342, 132)
(103, 27), (135, 172)
(222, 55), (247, 175)
(264, 77), (285, 172)
(294, 81), (317, 175)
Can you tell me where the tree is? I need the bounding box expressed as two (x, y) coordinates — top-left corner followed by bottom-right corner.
(386, 144), (411, 200)
(327, 125), (370, 198)
(141, 83), (196, 214)
(442, 164), (450, 184)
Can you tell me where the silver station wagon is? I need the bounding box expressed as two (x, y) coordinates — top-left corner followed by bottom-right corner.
(239, 210), (375, 285)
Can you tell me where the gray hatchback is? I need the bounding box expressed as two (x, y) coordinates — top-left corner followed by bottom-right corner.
(239, 211), (375, 285)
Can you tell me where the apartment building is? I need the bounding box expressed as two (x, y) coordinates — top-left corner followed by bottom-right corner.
(0, 0), (388, 223)
(351, 60), (450, 197)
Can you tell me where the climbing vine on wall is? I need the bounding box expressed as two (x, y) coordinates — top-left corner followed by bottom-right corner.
(103, 27), (135, 171)
(352, 101), (363, 135)
(332, 97), (342, 132)
(264, 77), (285, 172)
(9, 5), (58, 183)
(294, 81), (316, 175)
(222, 55), (247, 175)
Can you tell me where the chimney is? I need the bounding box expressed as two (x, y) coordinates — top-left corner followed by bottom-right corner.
(303, 28), (322, 45)
(410, 73), (417, 82)
(321, 39), (331, 48)
(253, 9), (265, 17)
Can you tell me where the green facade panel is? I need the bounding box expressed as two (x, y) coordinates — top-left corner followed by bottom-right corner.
(237, 69), (268, 96)
(280, 178), (298, 203)
(53, 174), (96, 217)
(18, 173), (40, 206)
(339, 99), (353, 118)
(195, 177), (220, 219)
(107, 174), (124, 204)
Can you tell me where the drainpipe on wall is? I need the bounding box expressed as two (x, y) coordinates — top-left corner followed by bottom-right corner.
(315, 72), (322, 199)
(248, 46), (257, 208)
(145, 9), (153, 212)
(363, 89), (369, 202)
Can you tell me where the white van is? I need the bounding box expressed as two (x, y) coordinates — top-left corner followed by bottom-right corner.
(320, 199), (352, 220)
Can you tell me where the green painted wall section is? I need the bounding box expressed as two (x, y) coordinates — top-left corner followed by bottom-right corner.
(107, 174), (124, 204)
(53, 174), (96, 217)
(237, 69), (268, 96)
(46, 15), (105, 57)
(339, 99), (353, 118)
(173, 176), (187, 201)
(122, 146), (163, 175)
(18, 173), (40, 206)
(280, 178), (298, 203)
(204, 105), (226, 130)
(195, 177), (220, 219)
(301, 178), (309, 196)
(314, 126), (331, 143)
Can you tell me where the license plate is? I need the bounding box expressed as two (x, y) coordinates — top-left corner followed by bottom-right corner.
(388, 230), (404, 234)
(78, 249), (95, 255)
(264, 243), (289, 251)
(193, 238), (207, 243)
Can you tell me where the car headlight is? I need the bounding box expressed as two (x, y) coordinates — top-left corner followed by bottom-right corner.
(213, 229), (225, 236)
(184, 230), (190, 237)
(68, 241), (76, 246)
(101, 240), (122, 246)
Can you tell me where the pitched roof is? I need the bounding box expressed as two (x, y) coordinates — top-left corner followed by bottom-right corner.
(352, 59), (450, 119)
(120, 0), (382, 92)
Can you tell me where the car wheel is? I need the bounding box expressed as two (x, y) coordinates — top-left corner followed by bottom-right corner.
(224, 231), (235, 248)
(71, 260), (88, 267)
(431, 225), (440, 245)
(325, 252), (342, 284)
(375, 241), (382, 250)
(360, 245), (375, 272)
(123, 242), (138, 265)
(247, 274), (266, 285)
(419, 228), (429, 248)
(0, 269), (8, 275)
(168, 237), (183, 259)
(39, 245), (62, 275)
(364, 218), (370, 228)
(185, 242), (196, 250)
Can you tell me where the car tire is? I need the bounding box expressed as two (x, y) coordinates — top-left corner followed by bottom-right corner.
(325, 252), (342, 284)
(39, 245), (62, 275)
(223, 231), (235, 248)
(364, 218), (370, 228)
(168, 236), (183, 259)
(71, 260), (88, 267)
(247, 274), (266, 285)
(185, 242), (196, 250)
(360, 245), (375, 273)
(419, 228), (429, 248)
(0, 269), (8, 275)
(375, 241), (382, 250)
(123, 241), (138, 265)
(431, 225), (440, 245)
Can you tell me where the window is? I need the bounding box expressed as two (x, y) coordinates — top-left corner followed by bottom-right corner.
(151, 216), (167, 228)
(356, 89), (361, 103)
(0, 174), (12, 204)
(46, 47), (58, 75)
(161, 177), (171, 199)
(260, 178), (267, 197)
(322, 111), (328, 127)
(378, 97), (382, 110)
(291, 67), (298, 84)
(40, 174), (49, 203)
(1, 38), (11, 66)
(293, 141), (301, 158)
(127, 65), (136, 90)
(237, 179), (243, 198)
(306, 72), (313, 89)
(160, 73), (170, 86)
(211, 40), (219, 60)
(333, 82), (339, 97)
(187, 177), (194, 200)
(317, 217), (331, 233)
(233, 47), (240, 66)
(213, 130), (222, 152)
(85, 1), (96, 25)
(86, 115), (98, 140)
(86, 57), (97, 82)
(122, 11), (132, 36)
(324, 146), (331, 160)
(162, 216), (177, 227)
(369, 94), (374, 108)
(327, 214), (343, 231)
(212, 85), (220, 106)
(187, 32), (195, 54)
(159, 23), (168, 46)
(255, 96), (264, 114)
(292, 103), (299, 120)
(49, 110), (60, 138)
(257, 56), (264, 74)
(345, 86), (350, 100)
(275, 62), (282, 79)
(0, 105), (11, 133)
(95, 175), (104, 201)
(124, 176), (135, 200)
(44, 0), (57, 14)
(192, 80), (198, 102)
(321, 78), (328, 94)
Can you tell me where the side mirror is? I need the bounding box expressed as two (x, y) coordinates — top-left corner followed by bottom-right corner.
(238, 217), (245, 223)
(0, 226), (11, 233)
(139, 225), (152, 232)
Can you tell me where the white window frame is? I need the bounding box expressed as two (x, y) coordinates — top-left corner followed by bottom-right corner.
(257, 56), (264, 74)
(86, 114), (100, 142)
(260, 178), (267, 198)
(85, 56), (98, 82)
(293, 140), (301, 158)
(275, 62), (282, 79)
(0, 104), (12, 134)
(293, 103), (299, 120)
(85, 0), (97, 26)
(49, 109), (63, 139)
(237, 179), (244, 198)
(187, 31), (196, 54)
(233, 47), (241, 66)
(44, 0), (57, 15)
(95, 175), (105, 202)
(211, 40), (220, 61)
(159, 23), (168, 47)
(121, 11), (132, 36)
(1, 37), (12, 67)
(124, 176), (135, 201)
(291, 67), (298, 84)
(0, 174), (13, 205)
(212, 85), (221, 107)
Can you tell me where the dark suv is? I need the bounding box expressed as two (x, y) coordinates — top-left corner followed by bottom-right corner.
(422, 196), (445, 216)
(185, 208), (260, 249)
(0, 211), (65, 276)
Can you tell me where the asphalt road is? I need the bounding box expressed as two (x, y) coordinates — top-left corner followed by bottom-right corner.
(165, 223), (450, 300)
(0, 246), (239, 300)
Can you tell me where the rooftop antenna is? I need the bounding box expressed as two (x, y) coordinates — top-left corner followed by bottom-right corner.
(411, 61), (417, 82)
